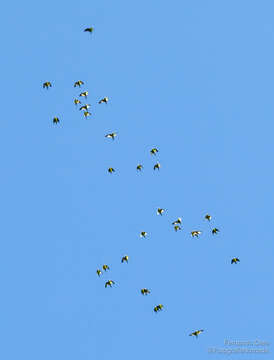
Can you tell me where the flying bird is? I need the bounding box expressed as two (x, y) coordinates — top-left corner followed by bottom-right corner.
(102, 264), (110, 271)
(189, 330), (204, 338)
(98, 97), (109, 104)
(79, 91), (88, 99)
(174, 225), (181, 232)
(154, 162), (161, 170)
(84, 27), (94, 33)
(154, 304), (164, 313)
(141, 288), (151, 295)
(205, 214), (211, 221)
(140, 231), (147, 238)
(79, 104), (91, 111)
(136, 164), (143, 171)
(108, 167), (115, 173)
(105, 133), (117, 140)
(121, 255), (129, 263)
(74, 80), (84, 88)
(172, 218), (182, 225)
(96, 269), (102, 277)
(150, 148), (159, 155)
(212, 228), (219, 235)
(83, 111), (91, 118)
(231, 258), (240, 264)
(157, 208), (165, 216)
(43, 81), (52, 89)
(74, 99), (81, 105)
(105, 280), (115, 288)
(53, 117), (60, 124)
(191, 231), (201, 238)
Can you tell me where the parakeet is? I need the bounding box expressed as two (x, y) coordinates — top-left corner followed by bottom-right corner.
(231, 258), (240, 264)
(74, 99), (81, 105)
(189, 330), (204, 338)
(140, 231), (147, 238)
(53, 117), (60, 124)
(205, 214), (211, 221)
(79, 91), (88, 98)
(172, 218), (182, 225)
(84, 27), (94, 33)
(96, 269), (102, 277)
(43, 81), (52, 89)
(141, 288), (151, 295)
(191, 231), (201, 238)
(150, 148), (159, 155)
(102, 265), (110, 271)
(83, 111), (91, 118)
(98, 97), (108, 104)
(154, 304), (164, 313)
(121, 255), (129, 263)
(79, 104), (91, 111)
(105, 133), (117, 140)
(105, 280), (115, 288)
(74, 80), (84, 87)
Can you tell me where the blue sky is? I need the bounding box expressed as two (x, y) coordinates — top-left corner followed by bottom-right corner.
(0, 0), (273, 359)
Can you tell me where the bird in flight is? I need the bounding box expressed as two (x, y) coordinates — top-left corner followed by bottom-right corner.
(79, 104), (91, 111)
(43, 81), (52, 89)
(84, 27), (94, 33)
(96, 269), (102, 277)
(172, 218), (182, 225)
(231, 258), (240, 264)
(121, 255), (129, 263)
(74, 99), (81, 105)
(105, 133), (117, 140)
(212, 228), (219, 235)
(74, 80), (84, 88)
(83, 111), (91, 119)
(98, 97), (109, 104)
(205, 214), (211, 221)
(150, 148), (159, 155)
(189, 330), (204, 338)
(154, 304), (164, 313)
(157, 208), (165, 216)
(140, 231), (147, 238)
(108, 167), (115, 174)
(53, 117), (60, 124)
(154, 162), (161, 170)
(79, 91), (88, 99)
(141, 288), (151, 295)
(102, 264), (110, 271)
(174, 225), (181, 232)
(105, 280), (115, 288)
(136, 164), (143, 171)
(191, 231), (201, 238)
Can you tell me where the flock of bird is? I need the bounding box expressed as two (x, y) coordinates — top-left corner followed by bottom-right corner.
(42, 26), (240, 340)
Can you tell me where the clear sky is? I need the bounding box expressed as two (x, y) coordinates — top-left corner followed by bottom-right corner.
(0, 0), (273, 359)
